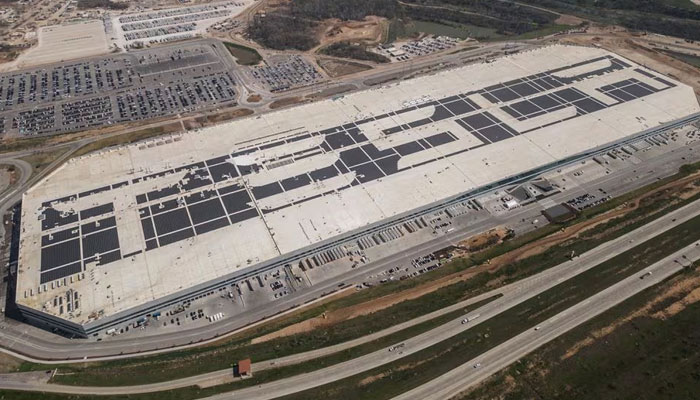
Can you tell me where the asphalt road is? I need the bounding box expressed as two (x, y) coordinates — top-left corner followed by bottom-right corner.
(0, 138), (697, 363)
(1, 197), (696, 395)
(393, 241), (700, 400)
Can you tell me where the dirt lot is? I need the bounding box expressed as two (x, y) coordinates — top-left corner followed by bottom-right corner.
(554, 14), (584, 26)
(316, 57), (373, 77)
(0, 353), (22, 374)
(269, 96), (309, 109)
(312, 16), (386, 52)
(0, 165), (18, 193)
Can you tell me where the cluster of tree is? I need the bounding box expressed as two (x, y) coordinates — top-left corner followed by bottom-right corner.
(581, 0), (700, 20)
(520, 0), (700, 41)
(248, 12), (319, 51)
(405, 0), (557, 26)
(320, 42), (390, 63)
(401, 5), (548, 35)
(293, 0), (398, 20)
(77, 0), (128, 10)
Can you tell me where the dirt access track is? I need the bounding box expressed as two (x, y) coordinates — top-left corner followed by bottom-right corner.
(253, 169), (700, 343)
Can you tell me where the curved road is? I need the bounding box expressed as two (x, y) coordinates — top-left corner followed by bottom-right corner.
(0, 139), (697, 363)
(0, 198), (698, 395)
(393, 241), (700, 400)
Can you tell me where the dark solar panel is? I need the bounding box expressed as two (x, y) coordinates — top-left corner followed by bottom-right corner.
(375, 155), (400, 175)
(230, 208), (259, 224)
(188, 198), (226, 225)
(510, 101), (541, 117)
(281, 174), (312, 191)
(382, 126), (403, 135)
(221, 190), (252, 215)
(41, 227), (79, 247)
(185, 189), (217, 205)
(461, 113), (495, 130)
(41, 239), (81, 271)
(217, 183), (245, 195)
(309, 165), (340, 181)
(425, 132), (457, 147)
(553, 88), (586, 102)
(622, 84), (654, 98)
(443, 100), (476, 116)
(572, 98), (606, 114)
(145, 239), (158, 251)
(79, 203), (114, 220)
(252, 182), (284, 199)
(530, 95), (562, 110)
(510, 82), (540, 97)
(153, 208), (191, 236)
(147, 185), (179, 201)
(395, 141), (425, 156)
(81, 216), (116, 235)
(430, 105), (454, 121)
(82, 228), (120, 258)
(150, 199), (180, 216)
(96, 249), (121, 266)
(478, 125), (515, 143)
(407, 118), (432, 129)
(195, 217), (230, 235)
(158, 227), (195, 246)
(325, 132), (355, 149)
(351, 162), (384, 183)
(339, 147), (370, 167)
(40, 262), (82, 284)
(141, 218), (156, 240)
(489, 87), (520, 103)
(361, 144), (394, 159)
(208, 162), (239, 182)
(606, 88), (636, 102)
(41, 208), (79, 231)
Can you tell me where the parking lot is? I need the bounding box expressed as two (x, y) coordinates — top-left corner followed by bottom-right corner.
(376, 36), (460, 62)
(249, 55), (323, 92)
(0, 39), (239, 137)
(113, 1), (252, 48)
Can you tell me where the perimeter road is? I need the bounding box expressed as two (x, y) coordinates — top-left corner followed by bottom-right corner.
(0, 198), (697, 396)
(0, 141), (697, 362)
(393, 241), (700, 400)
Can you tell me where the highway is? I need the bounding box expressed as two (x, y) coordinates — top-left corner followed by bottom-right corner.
(0, 197), (697, 396)
(0, 137), (697, 363)
(393, 241), (700, 400)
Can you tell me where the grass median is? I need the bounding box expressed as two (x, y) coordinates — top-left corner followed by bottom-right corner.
(276, 213), (700, 400)
(460, 264), (700, 400)
(15, 162), (700, 387)
(0, 297), (496, 400)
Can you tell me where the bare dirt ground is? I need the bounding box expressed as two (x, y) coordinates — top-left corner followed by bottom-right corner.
(316, 57), (373, 78)
(312, 16), (385, 52)
(0, 165), (18, 192)
(554, 14), (584, 26)
(0, 353), (22, 374)
(253, 169), (700, 343)
(269, 97), (309, 109)
(247, 94), (263, 102)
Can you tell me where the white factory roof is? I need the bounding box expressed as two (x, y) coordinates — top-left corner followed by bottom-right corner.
(16, 45), (700, 324)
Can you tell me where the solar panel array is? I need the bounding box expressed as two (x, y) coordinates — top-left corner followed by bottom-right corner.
(36, 55), (675, 284)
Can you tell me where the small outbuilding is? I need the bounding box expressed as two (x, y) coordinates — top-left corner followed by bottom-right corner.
(234, 358), (252, 378)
